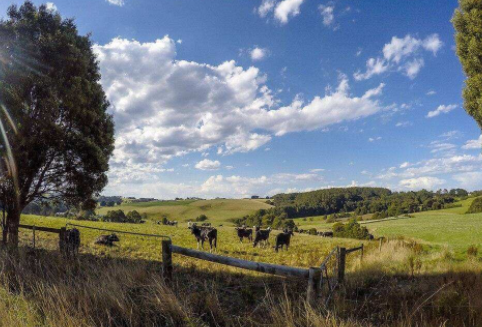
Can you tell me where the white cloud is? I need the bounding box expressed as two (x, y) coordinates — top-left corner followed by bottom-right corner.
(195, 159), (221, 171)
(453, 172), (482, 190)
(257, 0), (276, 18)
(310, 168), (325, 173)
(95, 37), (385, 190)
(403, 58), (424, 79)
(107, 0), (125, 6)
(396, 121), (412, 128)
(355, 34), (442, 80)
(354, 57), (389, 81)
(426, 104), (457, 118)
(400, 162), (411, 168)
(426, 90), (436, 96)
(463, 135), (482, 150)
(422, 34), (443, 55)
(274, 0), (304, 24)
(319, 4), (334, 27)
(368, 136), (382, 142)
(45, 2), (57, 11)
(399, 176), (445, 190)
(250, 47), (269, 61)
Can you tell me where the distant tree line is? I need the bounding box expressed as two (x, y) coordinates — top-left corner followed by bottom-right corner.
(234, 187), (471, 227)
(272, 187), (467, 219)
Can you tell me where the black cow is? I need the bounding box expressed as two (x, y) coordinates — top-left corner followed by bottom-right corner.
(235, 227), (253, 242)
(368, 233), (375, 240)
(189, 225), (217, 252)
(275, 230), (294, 252)
(253, 227), (272, 248)
(95, 234), (119, 246)
(321, 231), (333, 238)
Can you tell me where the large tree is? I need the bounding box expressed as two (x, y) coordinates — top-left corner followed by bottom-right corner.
(0, 2), (114, 247)
(453, 0), (482, 130)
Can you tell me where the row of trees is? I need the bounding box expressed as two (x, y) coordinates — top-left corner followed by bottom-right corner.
(271, 187), (466, 219)
(234, 209), (296, 230)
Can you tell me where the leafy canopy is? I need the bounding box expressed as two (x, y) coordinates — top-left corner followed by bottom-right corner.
(0, 2), (114, 216)
(453, 0), (482, 131)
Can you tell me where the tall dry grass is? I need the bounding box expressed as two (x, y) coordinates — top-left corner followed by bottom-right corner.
(0, 238), (480, 326)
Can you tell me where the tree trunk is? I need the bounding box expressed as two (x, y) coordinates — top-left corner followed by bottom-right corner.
(6, 208), (20, 248)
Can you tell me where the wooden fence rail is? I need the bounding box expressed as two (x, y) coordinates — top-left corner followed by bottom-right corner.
(19, 224), (68, 254)
(161, 239), (321, 305)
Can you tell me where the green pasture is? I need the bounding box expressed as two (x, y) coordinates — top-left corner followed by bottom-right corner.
(19, 214), (366, 271)
(97, 199), (273, 223)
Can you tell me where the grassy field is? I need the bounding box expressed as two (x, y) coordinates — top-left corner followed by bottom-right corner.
(288, 197), (482, 256)
(96, 199), (272, 223)
(9, 212), (482, 327)
(19, 214), (366, 269)
(7, 198), (482, 326)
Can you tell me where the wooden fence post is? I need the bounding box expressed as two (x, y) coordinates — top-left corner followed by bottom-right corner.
(379, 237), (383, 252)
(32, 226), (36, 250)
(338, 247), (346, 284)
(162, 239), (173, 281)
(360, 244), (364, 260)
(59, 227), (66, 255)
(307, 267), (321, 307)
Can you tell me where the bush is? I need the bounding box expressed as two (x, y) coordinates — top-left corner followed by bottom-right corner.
(332, 219), (371, 240)
(101, 210), (143, 223)
(126, 210), (143, 223)
(467, 197), (482, 214)
(195, 214), (208, 222)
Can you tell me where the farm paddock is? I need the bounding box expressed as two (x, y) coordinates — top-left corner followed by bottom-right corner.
(0, 212), (479, 326)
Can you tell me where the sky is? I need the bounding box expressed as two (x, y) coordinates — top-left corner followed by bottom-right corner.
(2, 0), (482, 199)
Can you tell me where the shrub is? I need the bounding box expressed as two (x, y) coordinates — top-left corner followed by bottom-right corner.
(126, 210), (143, 223)
(195, 214), (208, 222)
(308, 228), (318, 235)
(332, 219), (371, 240)
(467, 197), (482, 214)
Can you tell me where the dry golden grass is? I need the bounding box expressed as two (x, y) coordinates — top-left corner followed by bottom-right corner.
(0, 233), (479, 327)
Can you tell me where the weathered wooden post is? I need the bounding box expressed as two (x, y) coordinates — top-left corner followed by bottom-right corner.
(59, 227), (66, 255)
(360, 244), (364, 260)
(307, 267), (321, 307)
(379, 237), (383, 252)
(162, 239), (173, 281)
(32, 226), (36, 249)
(338, 247), (346, 284)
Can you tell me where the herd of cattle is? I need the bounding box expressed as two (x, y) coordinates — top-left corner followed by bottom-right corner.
(89, 223), (337, 253)
(89, 219), (372, 254)
(186, 223), (295, 252)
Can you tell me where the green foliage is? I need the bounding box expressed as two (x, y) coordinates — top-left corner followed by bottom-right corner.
(467, 197), (482, 214)
(308, 228), (318, 235)
(270, 187), (460, 220)
(0, 2), (115, 243)
(195, 214), (208, 222)
(332, 219), (371, 240)
(102, 210), (143, 223)
(126, 210), (142, 223)
(453, 0), (482, 130)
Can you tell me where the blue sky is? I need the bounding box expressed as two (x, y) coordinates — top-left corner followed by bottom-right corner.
(2, 0), (482, 198)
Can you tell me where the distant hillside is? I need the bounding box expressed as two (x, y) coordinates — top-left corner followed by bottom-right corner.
(97, 199), (273, 222)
